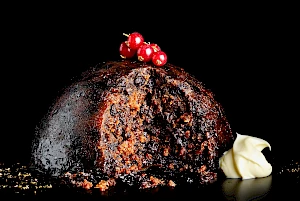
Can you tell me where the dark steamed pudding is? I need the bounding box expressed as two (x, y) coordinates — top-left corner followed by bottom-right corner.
(31, 60), (234, 188)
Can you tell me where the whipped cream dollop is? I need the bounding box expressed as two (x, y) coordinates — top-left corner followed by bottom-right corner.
(219, 133), (272, 179)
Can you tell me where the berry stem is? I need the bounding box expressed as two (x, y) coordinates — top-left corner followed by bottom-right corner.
(123, 33), (129, 37)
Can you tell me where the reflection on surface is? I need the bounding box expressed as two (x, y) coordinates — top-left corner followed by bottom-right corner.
(222, 175), (272, 201)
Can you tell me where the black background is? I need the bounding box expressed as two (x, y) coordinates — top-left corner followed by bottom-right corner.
(1, 5), (298, 165)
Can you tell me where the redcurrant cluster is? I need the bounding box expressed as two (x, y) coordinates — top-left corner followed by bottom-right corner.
(119, 32), (167, 67)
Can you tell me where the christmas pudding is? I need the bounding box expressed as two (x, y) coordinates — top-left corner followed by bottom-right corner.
(31, 32), (234, 190)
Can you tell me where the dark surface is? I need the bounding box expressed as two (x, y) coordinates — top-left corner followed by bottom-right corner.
(0, 158), (299, 200)
(1, 4), (299, 199)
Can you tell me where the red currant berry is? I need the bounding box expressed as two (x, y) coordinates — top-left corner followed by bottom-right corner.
(152, 51), (167, 66)
(119, 41), (136, 59)
(150, 43), (161, 52)
(137, 44), (154, 62)
(126, 32), (144, 50)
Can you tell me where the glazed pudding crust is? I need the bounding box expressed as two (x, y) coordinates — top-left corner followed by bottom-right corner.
(31, 60), (233, 188)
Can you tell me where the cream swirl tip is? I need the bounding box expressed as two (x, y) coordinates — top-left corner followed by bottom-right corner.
(219, 133), (272, 179)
